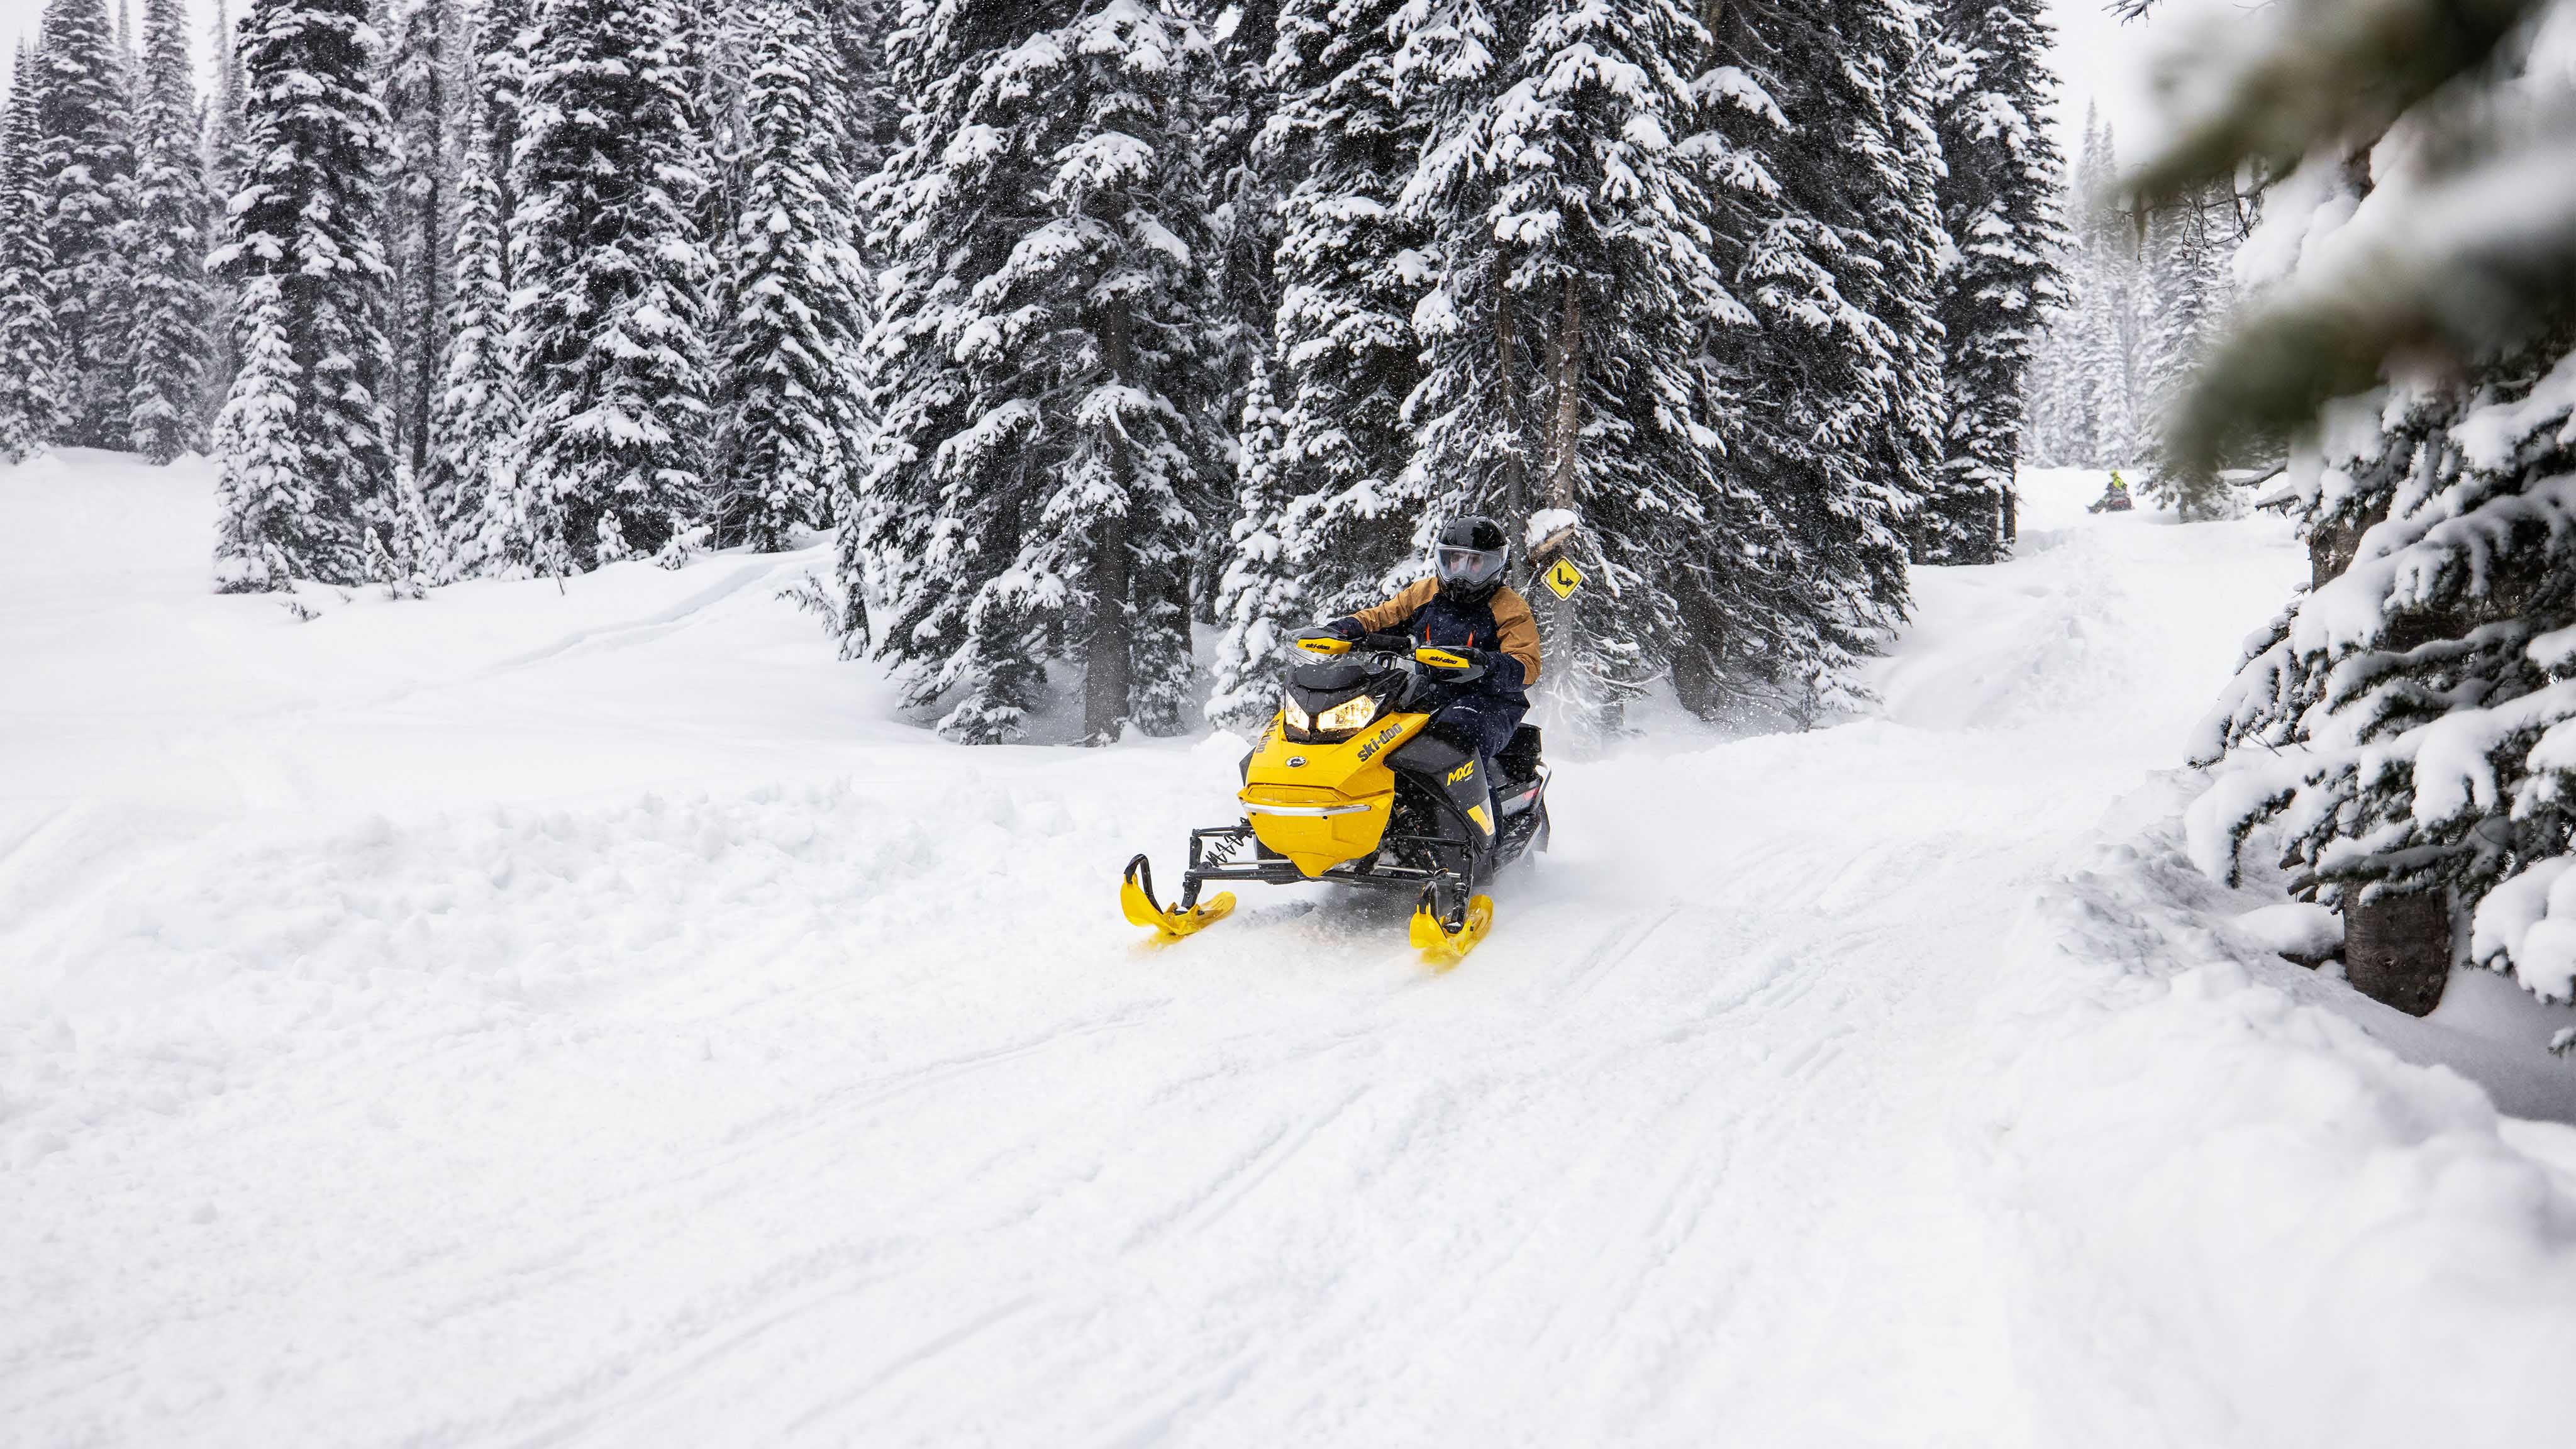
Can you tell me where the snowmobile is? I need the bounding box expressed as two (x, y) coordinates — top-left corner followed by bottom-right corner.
(1120, 630), (1552, 963)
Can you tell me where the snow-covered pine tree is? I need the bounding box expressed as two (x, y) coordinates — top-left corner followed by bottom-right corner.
(1687, 0), (1928, 719)
(1921, 0), (2063, 560)
(826, 0), (897, 197)
(426, 0), (531, 576)
(1401, 0), (1743, 736)
(201, 0), (249, 419)
(1199, 0), (1280, 616)
(2072, 111), (2146, 465)
(0, 45), (70, 461)
(708, 0), (867, 552)
(2168, 0), (2576, 1009)
(1206, 351), (1304, 730)
(852, 0), (1229, 744)
(380, 0), (452, 479)
(124, 0), (211, 464)
(1860, 0), (1958, 572)
(511, 0), (721, 570)
(209, 0), (399, 590)
(31, 0), (136, 447)
(2137, 180), (2231, 516)
(1202, 0), (1430, 733)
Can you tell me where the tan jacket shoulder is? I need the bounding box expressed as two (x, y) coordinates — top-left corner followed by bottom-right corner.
(1488, 586), (1542, 686)
(1348, 578), (1442, 635)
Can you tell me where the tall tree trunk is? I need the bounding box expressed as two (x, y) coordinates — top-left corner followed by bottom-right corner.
(2345, 886), (2451, 1016)
(1492, 252), (1526, 523)
(1085, 296), (1136, 745)
(1541, 274), (1583, 645)
(409, 169), (443, 477)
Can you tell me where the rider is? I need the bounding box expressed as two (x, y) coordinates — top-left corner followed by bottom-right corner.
(1316, 515), (1541, 775)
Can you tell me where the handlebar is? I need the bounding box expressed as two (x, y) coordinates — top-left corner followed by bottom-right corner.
(1291, 629), (1485, 680)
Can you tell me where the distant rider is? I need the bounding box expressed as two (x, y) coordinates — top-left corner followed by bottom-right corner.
(2089, 471), (2133, 514)
(1315, 516), (1541, 775)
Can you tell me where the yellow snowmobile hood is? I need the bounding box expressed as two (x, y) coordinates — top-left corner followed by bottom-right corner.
(1240, 711), (1430, 877)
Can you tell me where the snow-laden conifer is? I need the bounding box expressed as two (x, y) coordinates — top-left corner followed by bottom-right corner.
(381, 0), (452, 479)
(209, 0), (399, 590)
(511, 0), (721, 570)
(1203, 0), (1429, 733)
(2137, 182), (2231, 517)
(1202, 0), (1282, 609)
(1402, 0), (1752, 733)
(2174, 0), (2576, 1008)
(0, 46), (69, 461)
(1865, 1), (1958, 570)
(32, 0), (136, 445)
(1682, 0), (1951, 611)
(124, 0), (212, 463)
(201, 0), (249, 418)
(709, 0), (867, 552)
(1206, 353), (1305, 730)
(2060, 110), (2146, 466)
(428, 0), (532, 577)
(1921, 0), (2063, 560)
(853, 0), (1228, 744)
(1687, 0), (1909, 721)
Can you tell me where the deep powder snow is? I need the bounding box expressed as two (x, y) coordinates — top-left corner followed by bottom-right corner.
(3, 457), (2572, 1446)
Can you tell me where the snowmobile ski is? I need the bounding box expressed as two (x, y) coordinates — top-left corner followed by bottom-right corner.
(1121, 854), (1235, 938)
(1410, 886), (1494, 966)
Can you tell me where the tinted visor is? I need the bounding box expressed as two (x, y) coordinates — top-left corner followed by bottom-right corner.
(1436, 545), (1505, 588)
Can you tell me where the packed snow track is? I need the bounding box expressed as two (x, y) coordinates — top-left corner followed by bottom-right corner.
(5, 457), (2574, 1447)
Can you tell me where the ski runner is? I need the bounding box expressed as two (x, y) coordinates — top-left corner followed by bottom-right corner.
(1314, 516), (1541, 799)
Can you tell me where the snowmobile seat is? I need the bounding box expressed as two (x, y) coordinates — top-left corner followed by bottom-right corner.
(1499, 725), (1543, 784)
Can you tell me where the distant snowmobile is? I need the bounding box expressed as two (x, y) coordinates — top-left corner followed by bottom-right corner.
(1119, 630), (1552, 964)
(2089, 472), (2135, 513)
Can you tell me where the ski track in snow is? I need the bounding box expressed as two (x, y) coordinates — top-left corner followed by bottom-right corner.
(3, 455), (2573, 1446)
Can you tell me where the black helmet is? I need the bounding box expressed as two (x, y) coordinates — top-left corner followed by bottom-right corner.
(1435, 514), (1508, 603)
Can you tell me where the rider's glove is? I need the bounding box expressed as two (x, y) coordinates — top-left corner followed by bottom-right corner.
(1320, 616), (1364, 641)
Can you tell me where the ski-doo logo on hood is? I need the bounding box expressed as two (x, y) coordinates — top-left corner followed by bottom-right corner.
(1354, 721), (1404, 762)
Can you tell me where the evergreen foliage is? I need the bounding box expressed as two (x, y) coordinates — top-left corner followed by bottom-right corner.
(125, 0), (212, 464)
(2172, 0), (2576, 1004)
(709, 0), (868, 552)
(852, 0), (1228, 745)
(1690, 0), (1927, 720)
(0, 46), (69, 460)
(1202, 0), (1428, 732)
(203, 0), (250, 418)
(209, 0), (399, 590)
(1921, 0), (2063, 560)
(511, 0), (721, 571)
(1401, 0), (1745, 735)
(428, 0), (533, 576)
(32, 0), (136, 446)
(381, 0), (452, 479)
(2136, 180), (2231, 516)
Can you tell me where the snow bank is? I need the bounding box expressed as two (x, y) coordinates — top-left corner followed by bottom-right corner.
(1962, 775), (2576, 1449)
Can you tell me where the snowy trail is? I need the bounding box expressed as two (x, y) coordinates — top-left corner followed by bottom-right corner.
(6, 457), (2573, 1447)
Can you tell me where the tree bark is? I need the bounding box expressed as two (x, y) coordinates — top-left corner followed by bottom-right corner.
(1492, 252), (1527, 525)
(2345, 887), (2451, 1016)
(1541, 274), (1584, 645)
(1084, 296), (1136, 745)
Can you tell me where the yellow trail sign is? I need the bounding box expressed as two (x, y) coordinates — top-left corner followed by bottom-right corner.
(1543, 557), (1585, 600)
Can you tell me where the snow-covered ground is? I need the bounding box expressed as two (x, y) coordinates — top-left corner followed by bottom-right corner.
(4, 454), (2573, 1447)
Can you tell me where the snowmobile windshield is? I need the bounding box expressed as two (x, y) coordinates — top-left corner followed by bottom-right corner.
(1287, 657), (1374, 692)
(1436, 546), (1504, 590)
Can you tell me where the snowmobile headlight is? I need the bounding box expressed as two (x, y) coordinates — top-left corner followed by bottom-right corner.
(1315, 695), (1379, 735)
(1282, 694), (1312, 733)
